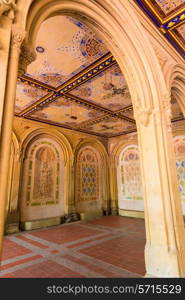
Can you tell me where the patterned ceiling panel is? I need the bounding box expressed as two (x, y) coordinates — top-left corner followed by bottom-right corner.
(26, 16), (108, 87)
(70, 65), (131, 112)
(29, 96), (104, 128)
(135, 1), (185, 58)
(83, 118), (136, 137)
(151, 0), (184, 18)
(15, 81), (49, 113)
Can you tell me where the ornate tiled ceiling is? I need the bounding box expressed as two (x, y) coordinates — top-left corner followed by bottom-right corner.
(15, 15), (184, 138)
(135, 0), (185, 58)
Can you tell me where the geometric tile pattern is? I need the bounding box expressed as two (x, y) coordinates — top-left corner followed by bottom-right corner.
(0, 216), (146, 278)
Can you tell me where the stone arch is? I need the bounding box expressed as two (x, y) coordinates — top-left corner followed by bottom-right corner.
(0, 0), (183, 277)
(74, 139), (109, 218)
(164, 62), (185, 116)
(110, 139), (144, 216)
(117, 144), (143, 213)
(19, 128), (73, 228)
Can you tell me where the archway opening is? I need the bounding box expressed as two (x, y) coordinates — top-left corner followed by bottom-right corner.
(1, 0), (185, 279)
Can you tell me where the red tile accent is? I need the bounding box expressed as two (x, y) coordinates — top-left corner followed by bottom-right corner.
(29, 225), (102, 245)
(9, 260), (84, 278)
(2, 240), (31, 261)
(87, 216), (144, 229)
(50, 250), (60, 254)
(0, 255), (42, 271)
(80, 236), (146, 275)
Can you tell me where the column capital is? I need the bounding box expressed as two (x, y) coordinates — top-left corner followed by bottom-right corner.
(18, 43), (37, 76)
(0, 0), (16, 19)
(11, 25), (26, 50)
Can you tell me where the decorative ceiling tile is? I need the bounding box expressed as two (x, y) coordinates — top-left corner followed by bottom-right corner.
(26, 16), (108, 88)
(29, 96), (103, 127)
(15, 81), (49, 113)
(70, 64), (131, 111)
(84, 118), (136, 137)
(152, 0), (184, 18)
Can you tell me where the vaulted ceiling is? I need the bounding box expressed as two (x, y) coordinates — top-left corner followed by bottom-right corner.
(15, 14), (184, 138)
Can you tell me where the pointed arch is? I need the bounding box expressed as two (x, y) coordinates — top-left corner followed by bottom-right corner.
(19, 128), (73, 227)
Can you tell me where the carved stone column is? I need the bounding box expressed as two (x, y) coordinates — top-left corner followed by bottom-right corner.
(134, 94), (185, 277)
(0, 24), (25, 257)
(65, 159), (80, 223)
(5, 146), (22, 234)
(110, 160), (118, 215)
(0, 1), (16, 134)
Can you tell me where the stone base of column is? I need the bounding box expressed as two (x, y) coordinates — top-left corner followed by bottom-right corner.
(145, 244), (185, 277)
(111, 208), (118, 216)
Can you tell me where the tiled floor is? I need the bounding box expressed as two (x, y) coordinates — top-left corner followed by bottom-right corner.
(0, 216), (146, 278)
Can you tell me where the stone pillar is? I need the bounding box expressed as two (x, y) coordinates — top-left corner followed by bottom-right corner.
(0, 1), (16, 134)
(65, 159), (80, 222)
(5, 146), (22, 234)
(135, 94), (185, 277)
(0, 24), (25, 257)
(110, 160), (118, 215)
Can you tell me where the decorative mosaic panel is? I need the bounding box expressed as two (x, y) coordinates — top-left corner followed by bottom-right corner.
(174, 137), (185, 202)
(25, 139), (60, 206)
(76, 147), (99, 202)
(120, 147), (143, 201)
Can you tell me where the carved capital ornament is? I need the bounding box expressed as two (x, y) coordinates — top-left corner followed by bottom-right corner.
(18, 44), (37, 76)
(11, 25), (26, 52)
(0, 0), (16, 18)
